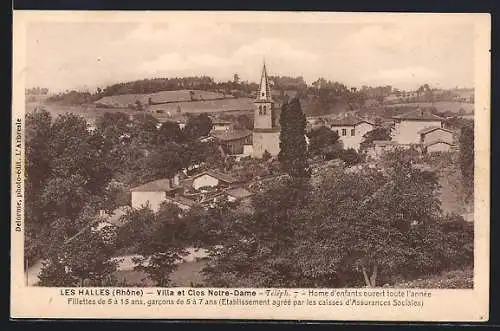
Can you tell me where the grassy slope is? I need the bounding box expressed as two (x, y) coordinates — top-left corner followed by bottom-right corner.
(384, 101), (474, 113)
(96, 90), (233, 107)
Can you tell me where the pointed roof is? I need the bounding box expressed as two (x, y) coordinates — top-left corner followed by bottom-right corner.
(256, 61), (272, 102)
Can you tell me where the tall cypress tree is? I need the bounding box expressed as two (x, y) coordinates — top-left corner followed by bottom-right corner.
(278, 97), (310, 178)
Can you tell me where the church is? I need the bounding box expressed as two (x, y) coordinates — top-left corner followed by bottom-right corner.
(252, 63), (281, 158)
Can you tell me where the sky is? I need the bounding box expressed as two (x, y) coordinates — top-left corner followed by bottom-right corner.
(24, 16), (476, 93)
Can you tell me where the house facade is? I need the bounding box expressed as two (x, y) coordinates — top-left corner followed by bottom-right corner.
(130, 176), (182, 212)
(211, 119), (234, 132)
(392, 109), (444, 145)
(419, 127), (454, 146)
(192, 171), (239, 190)
(329, 117), (375, 151)
(426, 140), (453, 153)
(211, 129), (253, 155)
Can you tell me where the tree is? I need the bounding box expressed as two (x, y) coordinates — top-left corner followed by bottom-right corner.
(459, 124), (474, 203)
(96, 112), (131, 144)
(25, 111), (114, 269)
(359, 127), (392, 151)
(307, 126), (341, 159)
(135, 100), (143, 111)
(157, 121), (183, 144)
(278, 98), (310, 178)
(139, 143), (184, 183)
(183, 114), (213, 141)
(203, 177), (312, 287)
(130, 113), (159, 146)
(38, 208), (119, 286)
(339, 148), (362, 166)
(117, 204), (191, 286)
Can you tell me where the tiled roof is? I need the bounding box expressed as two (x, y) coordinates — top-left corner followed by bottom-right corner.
(393, 109), (444, 121)
(194, 170), (239, 184)
(226, 187), (253, 199)
(425, 140), (454, 147)
(211, 129), (252, 142)
(418, 126), (453, 135)
(130, 178), (179, 192)
(164, 195), (197, 207)
(328, 116), (374, 127)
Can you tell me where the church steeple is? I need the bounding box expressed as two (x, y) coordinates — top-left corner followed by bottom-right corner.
(257, 61), (272, 102)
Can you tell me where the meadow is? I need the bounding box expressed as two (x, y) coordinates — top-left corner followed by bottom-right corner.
(384, 101), (474, 114)
(95, 89), (233, 108)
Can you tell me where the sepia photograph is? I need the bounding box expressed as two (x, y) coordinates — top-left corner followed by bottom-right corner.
(11, 11), (490, 320)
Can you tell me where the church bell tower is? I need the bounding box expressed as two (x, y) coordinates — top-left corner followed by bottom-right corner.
(254, 62), (274, 129)
(252, 61), (280, 158)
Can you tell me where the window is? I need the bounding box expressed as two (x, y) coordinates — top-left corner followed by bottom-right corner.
(351, 129), (355, 136)
(259, 105), (262, 115)
(342, 128), (347, 136)
(262, 92), (265, 97)
(263, 105), (267, 115)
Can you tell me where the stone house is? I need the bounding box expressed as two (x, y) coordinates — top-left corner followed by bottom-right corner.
(392, 109), (444, 145)
(328, 116), (375, 151)
(130, 175), (182, 212)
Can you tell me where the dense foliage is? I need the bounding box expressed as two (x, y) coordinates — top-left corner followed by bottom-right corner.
(203, 148), (473, 287)
(459, 123), (474, 202)
(278, 98), (310, 178)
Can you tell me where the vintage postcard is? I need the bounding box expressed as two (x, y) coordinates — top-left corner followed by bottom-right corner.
(11, 11), (490, 321)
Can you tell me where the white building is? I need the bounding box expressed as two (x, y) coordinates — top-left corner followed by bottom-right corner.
(192, 171), (239, 190)
(130, 175), (181, 212)
(425, 140), (454, 153)
(418, 126), (454, 146)
(328, 116), (375, 151)
(392, 109), (444, 145)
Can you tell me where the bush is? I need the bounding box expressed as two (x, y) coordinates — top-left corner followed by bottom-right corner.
(340, 148), (362, 166)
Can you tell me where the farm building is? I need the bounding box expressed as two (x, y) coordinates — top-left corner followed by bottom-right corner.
(328, 116), (375, 151)
(392, 108), (444, 145)
(366, 140), (398, 159)
(130, 175), (182, 212)
(163, 195), (198, 211)
(418, 126), (454, 145)
(225, 187), (254, 203)
(192, 171), (239, 190)
(211, 119), (234, 132)
(425, 140), (454, 153)
(211, 129), (253, 155)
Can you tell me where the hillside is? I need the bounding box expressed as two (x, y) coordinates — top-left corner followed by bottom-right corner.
(384, 101), (474, 114)
(95, 89), (233, 108)
(149, 97), (254, 114)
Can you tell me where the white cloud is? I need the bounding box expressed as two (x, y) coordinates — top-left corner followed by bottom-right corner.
(24, 20), (475, 92)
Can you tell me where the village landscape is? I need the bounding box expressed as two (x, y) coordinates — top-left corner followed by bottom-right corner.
(24, 21), (475, 289)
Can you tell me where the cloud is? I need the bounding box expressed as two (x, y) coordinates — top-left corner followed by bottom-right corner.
(24, 20), (475, 92)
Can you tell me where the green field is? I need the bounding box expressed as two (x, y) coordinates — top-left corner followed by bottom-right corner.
(384, 101), (474, 113)
(149, 97), (254, 114)
(96, 90), (233, 107)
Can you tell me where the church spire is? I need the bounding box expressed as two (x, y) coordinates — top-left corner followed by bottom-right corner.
(257, 60), (272, 102)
